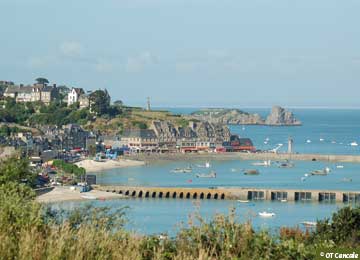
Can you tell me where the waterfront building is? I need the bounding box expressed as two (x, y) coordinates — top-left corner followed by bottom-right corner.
(121, 129), (158, 151)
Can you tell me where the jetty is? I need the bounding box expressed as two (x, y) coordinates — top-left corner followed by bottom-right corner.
(127, 152), (360, 164)
(95, 185), (360, 203)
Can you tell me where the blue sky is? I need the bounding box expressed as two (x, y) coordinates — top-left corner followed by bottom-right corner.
(0, 0), (359, 108)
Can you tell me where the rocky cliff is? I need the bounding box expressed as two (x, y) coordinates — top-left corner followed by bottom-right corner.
(186, 109), (264, 125)
(265, 106), (301, 126)
(186, 106), (301, 126)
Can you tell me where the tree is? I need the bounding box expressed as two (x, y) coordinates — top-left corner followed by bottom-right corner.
(0, 156), (34, 186)
(113, 100), (123, 107)
(35, 77), (49, 85)
(89, 89), (110, 116)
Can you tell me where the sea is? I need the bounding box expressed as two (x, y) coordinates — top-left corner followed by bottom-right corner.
(53, 108), (360, 235)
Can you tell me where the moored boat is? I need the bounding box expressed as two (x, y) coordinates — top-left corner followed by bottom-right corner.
(252, 160), (271, 166)
(300, 221), (317, 228)
(196, 171), (216, 178)
(259, 211), (276, 217)
(244, 169), (260, 175)
(237, 200), (250, 203)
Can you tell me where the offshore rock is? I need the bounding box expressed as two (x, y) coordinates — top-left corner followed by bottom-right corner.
(265, 106), (302, 126)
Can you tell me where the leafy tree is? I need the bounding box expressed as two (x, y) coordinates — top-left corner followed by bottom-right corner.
(89, 89), (110, 116)
(0, 156), (34, 186)
(35, 77), (49, 85)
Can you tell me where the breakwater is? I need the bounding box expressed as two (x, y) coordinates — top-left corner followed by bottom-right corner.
(125, 152), (360, 164)
(95, 186), (360, 203)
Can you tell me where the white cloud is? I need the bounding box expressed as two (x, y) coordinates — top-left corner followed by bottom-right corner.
(125, 51), (157, 72)
(59, 41), (83, 57)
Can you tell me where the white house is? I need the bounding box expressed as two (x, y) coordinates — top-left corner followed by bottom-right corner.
(67, 88), (84, 106)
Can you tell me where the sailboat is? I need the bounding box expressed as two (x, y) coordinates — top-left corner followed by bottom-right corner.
(196, 161), (211, 168)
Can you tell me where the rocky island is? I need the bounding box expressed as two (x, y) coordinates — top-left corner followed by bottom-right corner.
(186, 106), (301, 126)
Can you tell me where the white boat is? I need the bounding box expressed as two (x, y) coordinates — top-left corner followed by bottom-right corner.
(252, 160), (271, 166)
(300, 221), (317, 227)
(196, 171), (216, 178)
(237, 200), (250, 203)
(196, 161), (211, 168)
(310, 169), (328, 176)
(259, 211), (276, 217)
(171, 167), (192, 173)
(350, 141), (358, 146)
(331, 140), (337, 144)
(304, 173), (309, 177)
(306, 139), (311, 143)
(320, 138), (324, 142)
(280, 199), (287, 202)
(336, 165), (344, 169)
(81, 195), (97, 200)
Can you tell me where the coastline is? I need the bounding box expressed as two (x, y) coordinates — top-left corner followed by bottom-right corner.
(36, 186), (124, 203)
(75, 159), (145, 173)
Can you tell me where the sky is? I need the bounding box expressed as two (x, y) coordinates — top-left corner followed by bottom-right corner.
(0, 0), (360, 108)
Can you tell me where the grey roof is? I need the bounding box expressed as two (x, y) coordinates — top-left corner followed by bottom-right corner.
(122, 129), (157, 139)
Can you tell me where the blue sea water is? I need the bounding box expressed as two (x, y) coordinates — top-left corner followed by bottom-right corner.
(162, 108), (360, 155)
(57, 108), (360, 235)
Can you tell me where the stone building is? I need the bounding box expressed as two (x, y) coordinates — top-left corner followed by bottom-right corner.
(121, 129), (158, 150)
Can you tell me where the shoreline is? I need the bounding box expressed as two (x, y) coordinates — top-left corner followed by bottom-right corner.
(124, 152), (360, 164)
(75, 158), (145, 173)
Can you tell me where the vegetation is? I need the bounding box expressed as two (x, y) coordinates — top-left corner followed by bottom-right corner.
(0, 157), (359, 259)
(52, 159), (86, 179)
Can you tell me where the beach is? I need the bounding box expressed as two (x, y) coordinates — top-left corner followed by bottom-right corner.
(75, 159), (145, 173)
(36, 186), (124, 203)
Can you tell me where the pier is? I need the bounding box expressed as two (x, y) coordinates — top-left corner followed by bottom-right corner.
(127, 152), (360, 164)
(95, 186), (360, 203)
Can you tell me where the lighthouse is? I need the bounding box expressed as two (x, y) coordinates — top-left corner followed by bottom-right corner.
(146, 97), (151, 111)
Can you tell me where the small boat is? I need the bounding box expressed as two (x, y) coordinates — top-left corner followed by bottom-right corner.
(244, 169), (260, 175)
(237, 200), (250, 203)
(280, 199), (287, 202)
(310, 169), (328, 176)
(171, 167), (192, 173)
(278, 160), (294, 168)
(304, 173), (309, 177)
(336, 165), (344, 169)
(301, 177), (307, 182)
(306, 139), (312, 143)
(320, 138), (324, 142)
(341, 178), (352, 182)
(196, 161), (211, 168)
(350, 141), (358, 146)
(252, 160), (271, 166)
(300, 221), (317, 228)
(81, 195), (97, 200)
(259, 211), (276, 217)
(196, 171), (216, 178)
(331, 140), (337, 144)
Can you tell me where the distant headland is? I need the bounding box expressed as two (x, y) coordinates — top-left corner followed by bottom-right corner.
(185, 106), (302, 126)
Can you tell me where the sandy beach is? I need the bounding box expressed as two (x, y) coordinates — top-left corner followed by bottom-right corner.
(36, 186), (124, 203)
(75, 159), (145, 173)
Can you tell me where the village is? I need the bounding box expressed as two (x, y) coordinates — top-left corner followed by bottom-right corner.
(0, 79), (256, 167)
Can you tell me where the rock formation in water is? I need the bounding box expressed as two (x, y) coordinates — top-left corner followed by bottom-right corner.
(186, 106), (301, 126)
(265, 106), (301, 126)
